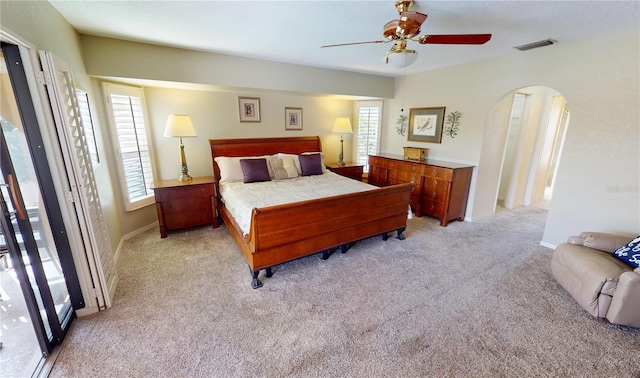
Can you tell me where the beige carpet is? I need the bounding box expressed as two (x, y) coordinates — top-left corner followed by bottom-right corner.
(49, 207), (640, 377)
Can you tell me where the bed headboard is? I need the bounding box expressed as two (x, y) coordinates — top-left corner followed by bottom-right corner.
(209, 136), (323, 181)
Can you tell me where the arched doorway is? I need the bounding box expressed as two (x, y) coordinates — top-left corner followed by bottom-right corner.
(484, 86), (570, 214)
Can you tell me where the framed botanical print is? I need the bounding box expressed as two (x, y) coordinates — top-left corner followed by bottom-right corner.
(284, 107), (303, 130)
(408, 107), (446, 143)
(238, 97), (261, 122)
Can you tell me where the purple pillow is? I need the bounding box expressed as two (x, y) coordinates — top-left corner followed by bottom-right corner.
(299, 153), (323, 176)
(239, 158), (271, 183)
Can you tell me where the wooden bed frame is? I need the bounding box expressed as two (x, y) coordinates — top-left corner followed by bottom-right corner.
(209, 136), (414, 288)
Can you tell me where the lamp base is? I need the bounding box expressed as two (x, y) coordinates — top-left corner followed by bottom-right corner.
(178, 142), (193, 183)
(337, 136), (345, 166)
(178, 173), (193, 183)
(178, 164), (192, 183)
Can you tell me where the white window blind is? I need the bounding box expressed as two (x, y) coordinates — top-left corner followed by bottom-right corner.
(75, 89), (100, 165)
(355, 101), (383, 172)
(103, 83), (155, 211)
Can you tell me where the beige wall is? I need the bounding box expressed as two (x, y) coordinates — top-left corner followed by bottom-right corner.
(384, 27), (639, 245)
(80, 35), (394, 99)
(143, 87), (355, 181)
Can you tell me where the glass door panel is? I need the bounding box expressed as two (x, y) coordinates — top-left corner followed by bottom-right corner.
(0, 44), (77, 377)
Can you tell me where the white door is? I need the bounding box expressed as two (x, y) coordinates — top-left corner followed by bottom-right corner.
(39, 51), (117, 309)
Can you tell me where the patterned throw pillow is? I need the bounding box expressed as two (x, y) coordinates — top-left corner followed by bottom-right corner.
(269, 157), (298, 180)
(299, 153), (323, 176)
(613, 236), (640, 269)
(239, 158), (271, 183)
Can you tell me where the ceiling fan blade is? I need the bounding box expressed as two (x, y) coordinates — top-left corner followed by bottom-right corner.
(419, 34), (492, 45)
(397, 11), (428, 38)
(321, 40), (386, 48)
(383, 20), (399, 39)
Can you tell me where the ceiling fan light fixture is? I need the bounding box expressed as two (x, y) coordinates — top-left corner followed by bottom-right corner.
(385, 49), (418, 68)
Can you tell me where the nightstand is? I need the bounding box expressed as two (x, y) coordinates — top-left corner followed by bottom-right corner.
(151, 176), (219, 238)
(326, 162), (364, 181)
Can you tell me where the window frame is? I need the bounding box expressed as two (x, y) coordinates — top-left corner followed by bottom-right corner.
(102, 82), (157, 211)
(353, 100), (383, 173)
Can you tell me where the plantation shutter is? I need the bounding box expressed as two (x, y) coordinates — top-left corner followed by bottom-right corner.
(104, 85), (154, 209)
(355, 101), (383, 172)
(39, 51), (117, 309)
(75, 89), (100, 166)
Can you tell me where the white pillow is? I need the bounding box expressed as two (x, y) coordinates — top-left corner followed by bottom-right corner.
(215, 155), (275, 183)
(269, 156), (299, 179)
(277, 153), (302, 174)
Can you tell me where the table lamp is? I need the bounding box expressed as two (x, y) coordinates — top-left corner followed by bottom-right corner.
(332, 117), (352, 166)
(164, 114), (197, 183)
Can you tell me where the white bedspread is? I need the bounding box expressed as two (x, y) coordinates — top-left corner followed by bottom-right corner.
(219, 171), (377, 236)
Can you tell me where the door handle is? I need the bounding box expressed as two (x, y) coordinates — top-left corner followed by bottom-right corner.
(7, 174), (26, 221)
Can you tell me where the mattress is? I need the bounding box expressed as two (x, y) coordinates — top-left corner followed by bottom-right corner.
(219, 171), (377, 236)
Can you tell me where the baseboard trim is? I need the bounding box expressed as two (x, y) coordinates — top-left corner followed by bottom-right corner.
(539, 240), (557, 249)
(113, 221), (158, 264)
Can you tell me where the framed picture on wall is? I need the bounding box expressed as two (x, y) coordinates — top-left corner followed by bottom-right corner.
(408, 107), (446, 143)
(284, 107), (303, 130)
(238, 97), (261, 122)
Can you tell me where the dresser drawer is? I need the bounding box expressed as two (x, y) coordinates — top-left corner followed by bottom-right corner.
(162, 196), (211, 214)
(165, 210), (213, 230)
(423, 177), (450, 191)
(422, 199), (448, 218)
(392, 161), (425, 175)
(423, 188), (449, 204)
(368, 166), (387, 186)
(154, 184), (213, 201)
(388, 170), (421, 184)
(368, 156), (385, 167)
(388, 177), (421, 195)
(424, 166), (453, 181)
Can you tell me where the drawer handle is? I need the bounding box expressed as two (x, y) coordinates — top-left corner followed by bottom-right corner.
(432, 192), (437, 198)
(431, 205), (435, 211)
(167, 203), (172, 208)
(390, 162), (394, 167)
(411, 166), (416, 172)
(201, 199), (206, 204)
(432, 170), (438, 176)
(433, 180), (438, 186)
(201, 188), (205, 193)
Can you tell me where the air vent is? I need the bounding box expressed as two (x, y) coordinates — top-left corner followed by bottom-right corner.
(514, 38), (557, 51)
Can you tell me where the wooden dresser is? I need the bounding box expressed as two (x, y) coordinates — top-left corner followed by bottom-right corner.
(368, 154), (473, 226)
(152, 176), (219, 238)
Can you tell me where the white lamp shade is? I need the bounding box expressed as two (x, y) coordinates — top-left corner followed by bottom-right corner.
(385, 50), (418, 68)
(164, 114), (197, 138)
(332, 117), (353, 134)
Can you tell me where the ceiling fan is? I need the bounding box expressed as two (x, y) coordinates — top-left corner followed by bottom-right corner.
(321, 0), (492, 68)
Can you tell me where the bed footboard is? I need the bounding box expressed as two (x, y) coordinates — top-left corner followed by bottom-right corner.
(235, 182), (414, 288)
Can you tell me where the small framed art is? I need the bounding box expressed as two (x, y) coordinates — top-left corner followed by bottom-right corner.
(238, 97), (261, 122)
(408, 107), (446, 143)
(285, 107), (303, 130)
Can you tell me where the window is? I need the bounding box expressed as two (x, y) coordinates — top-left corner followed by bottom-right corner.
(103, 83), (155, 211)
(354, 101), (383, 172)
(75, 89), (100, 165)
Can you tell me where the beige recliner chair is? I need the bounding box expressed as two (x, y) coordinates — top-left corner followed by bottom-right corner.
(551, 232), (640, 328)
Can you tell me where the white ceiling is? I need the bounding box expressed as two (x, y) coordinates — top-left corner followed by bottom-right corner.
(49, 0), (640, 78)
